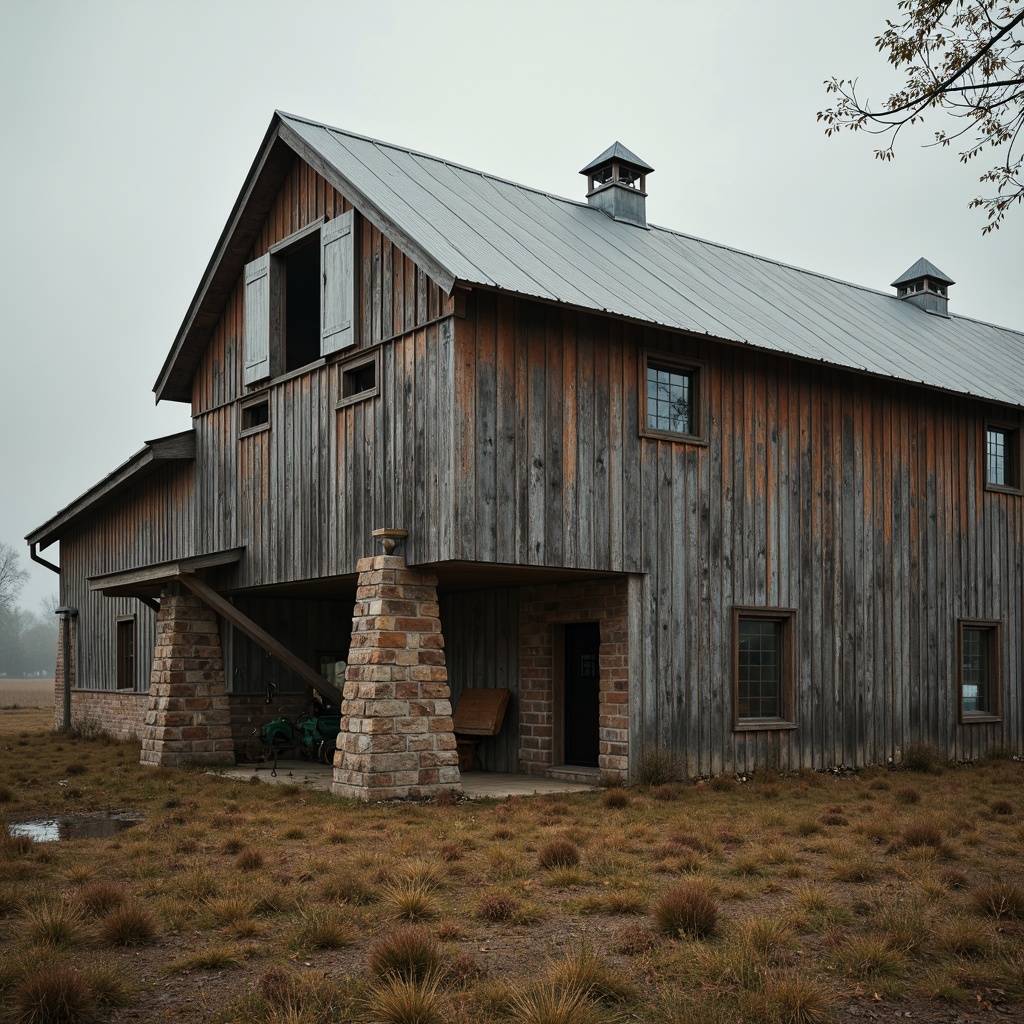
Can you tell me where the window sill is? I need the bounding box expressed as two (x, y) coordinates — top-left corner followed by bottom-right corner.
(984, 482), (1022, 496)
(238, 423), (270, 439)
(640, 427), (707, 446)
(960, 713), (1002, 724)
(336, 388), (378, 411)
(733, 720), (798, 732)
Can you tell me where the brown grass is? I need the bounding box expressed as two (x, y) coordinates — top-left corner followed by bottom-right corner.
(1, 722), (1024, 1022)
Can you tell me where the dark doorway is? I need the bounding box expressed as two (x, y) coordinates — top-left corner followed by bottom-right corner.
(564, 622), (600, 766)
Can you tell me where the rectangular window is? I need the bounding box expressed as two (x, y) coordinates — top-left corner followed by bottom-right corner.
(336, 350), (380, 409)
(958, 620), (1001, 721)
(240, 397), (270, 435)
(640, 350), (705, 442)
(116, 617), (135, 690)
(986, 424), (1021, 491)
(244, 211), (356, 386)
(733, 607), (796, 730)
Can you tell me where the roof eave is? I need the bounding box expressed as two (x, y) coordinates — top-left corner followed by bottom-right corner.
(153, 113), (461, 405)
(25, 430), (196, 550)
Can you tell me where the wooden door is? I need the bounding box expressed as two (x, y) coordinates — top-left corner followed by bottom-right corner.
(564, 622), (600, 766)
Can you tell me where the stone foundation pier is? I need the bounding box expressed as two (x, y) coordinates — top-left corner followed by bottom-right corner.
(333, 553), (461, 801)
(140, 587), (234, 767)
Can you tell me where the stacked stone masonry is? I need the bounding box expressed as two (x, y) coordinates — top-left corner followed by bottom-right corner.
(333, 554), (461, 801)
(518, 579), (630, 783)
(140, 589), (234, 767)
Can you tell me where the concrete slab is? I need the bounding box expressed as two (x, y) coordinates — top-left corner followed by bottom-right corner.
(212, 761), (597, 799)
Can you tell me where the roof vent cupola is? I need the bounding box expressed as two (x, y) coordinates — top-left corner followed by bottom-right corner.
(891, 258), (954, 318)
(580, 142), (654, 229)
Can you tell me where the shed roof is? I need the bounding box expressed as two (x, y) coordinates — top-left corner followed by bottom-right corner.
(154, 112), (1024, 410)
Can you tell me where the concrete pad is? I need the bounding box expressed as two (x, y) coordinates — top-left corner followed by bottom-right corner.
(212, 761), (597, 799)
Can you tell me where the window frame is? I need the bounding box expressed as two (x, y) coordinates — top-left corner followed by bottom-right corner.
(335, 349), (381, 410)
(239, 395), (271, 438)
(116, 615), (136, 691)
(639, 349), (707, 445)
(244, 212), (356, 389)
(984, 420), (1022, 494)
(732, 606), (797, 732)
(957, 618), (1002, 723)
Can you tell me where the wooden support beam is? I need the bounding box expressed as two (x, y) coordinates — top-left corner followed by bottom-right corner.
(139, 596), (161, 614)
(177, 574), (344, 707)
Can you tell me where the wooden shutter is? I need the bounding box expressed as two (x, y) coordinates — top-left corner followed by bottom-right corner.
(321, 211), (355, 355)
(244, 254), (271, 383)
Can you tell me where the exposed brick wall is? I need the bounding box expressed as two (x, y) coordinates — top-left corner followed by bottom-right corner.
(52, 616), (78, 730)
(140, 589), (234, 767)
(334, 554), (460, 801)
(518, 579), (630, 783)
(55, 689), (149, 740)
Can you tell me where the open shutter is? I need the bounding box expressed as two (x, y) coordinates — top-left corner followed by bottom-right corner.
(244, 254), (271, 384)
(321, 211), (355, 355)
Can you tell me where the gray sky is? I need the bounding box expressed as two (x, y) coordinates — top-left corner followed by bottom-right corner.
(1, 0), (1020, 611)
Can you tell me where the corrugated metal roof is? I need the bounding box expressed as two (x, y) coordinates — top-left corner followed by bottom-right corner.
(279, 114), (1024, 410)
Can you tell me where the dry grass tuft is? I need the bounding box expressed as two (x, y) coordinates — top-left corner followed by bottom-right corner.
(20, 899), (87, 948)
(601, 788), (631, 809)
(289, 904), (354, 951)
(476, 891), (520, 922)
(381, 878), (439, 922)
(546, 944), (636, 1002)
(613, 922), (659, 955)
(235, 847), (264, 872)
(9, 966), (97, 1024)
(364, 974), (447, 1024)
(971, 881), (1024, 920)
(77, 880), (127, 918)
(538, 839), (582, 869)
(367, 924), (444, 983)
(763, 974), (836, 1024)
(506, 980), (611, 1024)
(653, 882), (719, 939)
(98, 903), (159, 946)
(894, 786), (921, 805)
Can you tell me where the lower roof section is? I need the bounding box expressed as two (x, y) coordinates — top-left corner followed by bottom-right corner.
(87, 548), (244, 600)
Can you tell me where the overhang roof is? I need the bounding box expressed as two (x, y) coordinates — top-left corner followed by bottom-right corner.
(25, 431), (195, 550)
(155, 112), (1024, 410)
(87, 548), (244, 599)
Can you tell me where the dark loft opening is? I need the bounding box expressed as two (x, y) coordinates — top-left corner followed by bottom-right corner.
(343, 361), (376, 398)
(283, 239), (320, 372)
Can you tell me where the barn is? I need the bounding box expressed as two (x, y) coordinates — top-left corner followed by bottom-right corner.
(26, 112), (1024, 797)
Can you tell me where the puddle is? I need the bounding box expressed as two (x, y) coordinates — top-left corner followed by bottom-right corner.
(8, 813), (143, 843)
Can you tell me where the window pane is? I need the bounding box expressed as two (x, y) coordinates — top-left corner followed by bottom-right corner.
(987, 429), (1007, 487)
(962, 627), (991, 714)
(738, 618), (782, 719)
(647, 363), (692, 434)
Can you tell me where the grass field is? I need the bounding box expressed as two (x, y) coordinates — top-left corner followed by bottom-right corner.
(0, 678), (53, 709)
(1, 718), (1023, 1024)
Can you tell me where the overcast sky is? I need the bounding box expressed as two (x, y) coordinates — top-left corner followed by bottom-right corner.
(1, 0), (1020, 612)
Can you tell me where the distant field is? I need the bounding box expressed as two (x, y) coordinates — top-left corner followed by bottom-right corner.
(0, 679), (54, 708)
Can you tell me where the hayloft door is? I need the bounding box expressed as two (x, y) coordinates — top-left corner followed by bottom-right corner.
(564, 622), (600, 767)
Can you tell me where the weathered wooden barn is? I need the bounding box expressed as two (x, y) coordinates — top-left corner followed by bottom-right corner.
(27, 112), (1024, 789)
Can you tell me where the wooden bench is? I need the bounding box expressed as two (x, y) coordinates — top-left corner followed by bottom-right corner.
(452, 688), (511, 772)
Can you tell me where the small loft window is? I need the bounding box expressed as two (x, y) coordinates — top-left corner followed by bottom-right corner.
(337, 351), (380, 409)
(640, 351), (705, 443)
(986, 424), (1021, 491)
(733, 607), (796, 730)
(958, 620), (1000, 721)
(240, 397), (270, 436)
(116, 617), (135, 690)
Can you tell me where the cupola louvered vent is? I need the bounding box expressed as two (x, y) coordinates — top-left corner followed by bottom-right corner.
(892, 258), (954, 318)
(580, 142), (653, 229)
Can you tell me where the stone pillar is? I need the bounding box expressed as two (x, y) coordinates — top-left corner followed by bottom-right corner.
(140, 586), (234, 767)
(333, 554), (461, 801)
(53, 614), (77, 731)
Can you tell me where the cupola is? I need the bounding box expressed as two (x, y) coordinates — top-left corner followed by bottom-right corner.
(580, 142), (654, 229)
(891, 258), (954, 317)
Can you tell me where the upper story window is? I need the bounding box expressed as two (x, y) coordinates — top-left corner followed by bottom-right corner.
(986, 423), (1021, 492)
(640, 350), (706, 443)
(244, 211), (355, 387)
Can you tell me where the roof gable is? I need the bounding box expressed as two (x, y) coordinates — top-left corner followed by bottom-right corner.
(155, 112), (1024, 410)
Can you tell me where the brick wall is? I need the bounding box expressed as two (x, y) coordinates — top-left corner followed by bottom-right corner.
(52, 615), (78, 729)
(54, 689), (149, 740)
(518, 579), (630, 783)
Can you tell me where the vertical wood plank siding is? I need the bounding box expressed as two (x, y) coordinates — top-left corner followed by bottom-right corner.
(441, 588), (521, 772)
(56, 152), (1020, 777)
(454, 291), (1023, 774)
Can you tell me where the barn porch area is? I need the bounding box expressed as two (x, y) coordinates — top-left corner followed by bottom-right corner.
(213, 759), (597, 799)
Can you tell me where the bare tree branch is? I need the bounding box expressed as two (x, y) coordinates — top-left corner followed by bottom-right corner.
(819, 1), (1024, 231)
